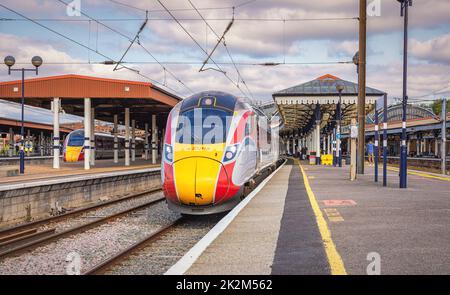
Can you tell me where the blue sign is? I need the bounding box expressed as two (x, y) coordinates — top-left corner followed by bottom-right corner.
(336, 133), (341, 139)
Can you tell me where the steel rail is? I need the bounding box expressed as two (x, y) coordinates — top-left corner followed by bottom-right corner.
(83, 218), (184, 275)
(0, 228), (56, 250)
(0, 188), (161, 238)
(0, 194), (165, 259)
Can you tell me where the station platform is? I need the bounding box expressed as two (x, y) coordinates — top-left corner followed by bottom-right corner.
(0, 158), (160, 186)
(176, 158), (450, 275)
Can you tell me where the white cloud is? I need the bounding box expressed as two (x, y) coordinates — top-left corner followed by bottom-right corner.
(411, 34), (450, 64)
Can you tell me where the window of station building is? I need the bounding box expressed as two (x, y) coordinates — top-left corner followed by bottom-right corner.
(97, 138), (103, 149)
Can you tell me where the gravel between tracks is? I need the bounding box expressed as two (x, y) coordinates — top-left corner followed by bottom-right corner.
(105, 214), (225, 275)
(0, 200), (180, 275)
(13, 190), (163, 235)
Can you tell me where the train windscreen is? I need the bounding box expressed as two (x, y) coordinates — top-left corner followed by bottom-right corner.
(68, 131), (84, 146)
(175, 108), (232, 144)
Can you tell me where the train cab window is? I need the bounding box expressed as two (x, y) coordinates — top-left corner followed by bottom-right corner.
(68, 132), (84, 147)
(176, 108), (232, 144)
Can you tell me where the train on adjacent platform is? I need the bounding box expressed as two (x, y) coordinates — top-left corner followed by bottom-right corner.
(162, 91), (281, 215)
(63, 129), (144, 162)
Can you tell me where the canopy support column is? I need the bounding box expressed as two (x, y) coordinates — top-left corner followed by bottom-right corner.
(53, 97), (60, 169)
(84, 98), (91, 170)
(8, 128), (14, 157)
(131, 119), (136, 162)
(144, 123), (149, 160)
(152, 114), (157, 164)
(90, 107), (95, 166)
(125, 108), (130, 166)
(113, 114), (119, 164)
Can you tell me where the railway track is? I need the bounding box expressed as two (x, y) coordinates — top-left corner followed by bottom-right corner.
(83, 217), (184, 275)
(0, 189), (164, 259)
(0, 187), (162, 238)
(83, 164), (286, 275)
(83, 214), (223, 275)
(0, 160), (285, 274)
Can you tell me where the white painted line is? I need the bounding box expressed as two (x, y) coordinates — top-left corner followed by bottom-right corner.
(165, 159), (287, 275)
(0, 167), (161, 192)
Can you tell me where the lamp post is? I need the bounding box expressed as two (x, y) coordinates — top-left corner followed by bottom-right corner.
(4, 55), (43, 174)
(336, 84), (344, 167)
(352, 52), (359, 74)
(398, 0), (412, 188)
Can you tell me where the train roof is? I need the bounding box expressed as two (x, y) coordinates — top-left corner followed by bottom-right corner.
(69, 129), (144, 141)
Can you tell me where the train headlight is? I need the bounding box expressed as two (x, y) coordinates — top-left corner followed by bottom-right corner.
(223, 143), (240, 163)
(164, 144), (173, 163)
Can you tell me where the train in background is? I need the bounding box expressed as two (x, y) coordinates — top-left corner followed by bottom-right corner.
(162, 91), (281, 215)
(63, 129), (144, 162)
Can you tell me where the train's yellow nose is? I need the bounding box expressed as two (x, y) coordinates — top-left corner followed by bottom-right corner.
(65, 146), (82, 162)
(173, 157), (221, 206)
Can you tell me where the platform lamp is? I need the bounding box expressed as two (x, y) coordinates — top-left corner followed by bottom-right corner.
(336, 84), (344, 167)
(352, 52), (359, 74)
(4, 55), (43, 174)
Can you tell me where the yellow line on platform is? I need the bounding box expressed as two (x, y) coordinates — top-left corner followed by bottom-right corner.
(387, 166), (450, 182)
(298, 162), (347, 275)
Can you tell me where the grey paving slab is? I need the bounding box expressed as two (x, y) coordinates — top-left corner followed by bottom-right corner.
(271, 160), (329, 275)
(186, 165), (292, 275)
(305, 164), (450, 275)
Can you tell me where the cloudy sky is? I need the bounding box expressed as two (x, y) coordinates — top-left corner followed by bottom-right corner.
(0, 0), (449, 103)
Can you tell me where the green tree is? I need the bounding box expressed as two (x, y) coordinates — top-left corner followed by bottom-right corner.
(431, 99), (450, 116)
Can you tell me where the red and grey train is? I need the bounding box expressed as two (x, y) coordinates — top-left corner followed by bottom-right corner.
(162, 91), (280, 215)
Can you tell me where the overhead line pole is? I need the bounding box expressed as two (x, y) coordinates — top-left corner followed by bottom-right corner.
(357, 0), (367, 175)
(383, 93), (388, 187)
(398, 0), (413, 188)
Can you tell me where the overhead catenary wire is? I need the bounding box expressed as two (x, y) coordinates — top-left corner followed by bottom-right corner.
(113, 10), (149, 71)
(0, 3), (186, 97)
(157, 0), (251, 99)
(55, 0), (195, 95)
(408, 84), (450, 101)
(188, 0), (254, 101)
(107, 0), (257, 13)
(11, 61), (353, 65)
(0, 17), (359, 22)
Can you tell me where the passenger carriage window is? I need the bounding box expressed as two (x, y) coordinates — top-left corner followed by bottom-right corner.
(245, 120), (251, 136)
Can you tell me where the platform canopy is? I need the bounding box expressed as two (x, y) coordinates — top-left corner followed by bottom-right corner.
(272, 74), (385, 135)
(0, 74), (182, 128)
